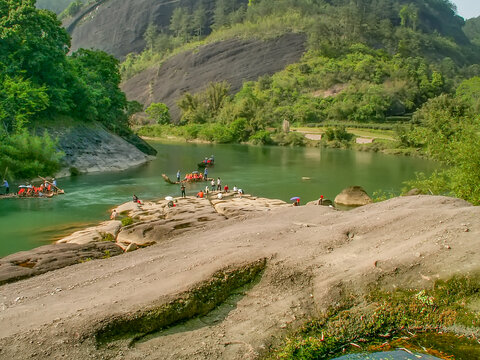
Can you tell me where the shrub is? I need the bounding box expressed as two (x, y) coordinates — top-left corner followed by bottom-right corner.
(121, 217), (134, 226)
(249, 130), (273, 145)
(145, 102), (171, 125)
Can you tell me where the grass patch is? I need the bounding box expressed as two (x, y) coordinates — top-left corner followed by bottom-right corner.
(268, 274), (480, 359)
(121, 217), (134, 227)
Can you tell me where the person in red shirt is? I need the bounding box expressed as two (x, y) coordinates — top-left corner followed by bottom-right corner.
(224, 185), (229, 193)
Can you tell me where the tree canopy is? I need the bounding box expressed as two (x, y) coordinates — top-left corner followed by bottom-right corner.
(0, 0), (130, 180)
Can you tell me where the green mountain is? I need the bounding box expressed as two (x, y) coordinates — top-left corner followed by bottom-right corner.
(120, 0), (480, 126)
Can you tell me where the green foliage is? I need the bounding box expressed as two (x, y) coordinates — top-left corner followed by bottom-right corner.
(145, 103), (171, 125)
(324, 126), (353, 142)
(0, 1), (131, 180)
(271, 131), (306, 146)
(403, 89), (480, 205)
(249, 130), (273, 145)
(101, 234), (114, 242)
(0, 0), (72, 113)
(0, 131), (63, 180)
(455, 76), (480, 113)
(271, 274), (480, 359)
(126, 101), (144, 119)
(121, 217), (133, 227)
(58, 0), (83, 20)
(0, 74), (49, 133)
(69, 48), (128, 130)
(463, 16), (480, 46)
(36, 0), (81, 14)
(178, 81), (231, 124)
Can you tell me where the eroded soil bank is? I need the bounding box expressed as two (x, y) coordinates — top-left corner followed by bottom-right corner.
(0, 195), (479, 359)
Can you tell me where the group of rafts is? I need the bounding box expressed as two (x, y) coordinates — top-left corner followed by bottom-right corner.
(1, 177), (64, 199)
(162, 156), (215, 185)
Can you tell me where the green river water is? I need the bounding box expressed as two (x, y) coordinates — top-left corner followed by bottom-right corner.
(0, 141), (437, 257)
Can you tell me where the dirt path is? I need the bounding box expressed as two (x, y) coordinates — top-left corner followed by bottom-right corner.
(0, 195), (479, 359)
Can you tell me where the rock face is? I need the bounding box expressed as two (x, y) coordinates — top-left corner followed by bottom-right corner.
(334, 186), (373, 207)
(65, 0), (223, 59)
(41, 122), (155, 175)
(0, 242), (123, 285)
(121, 33), (306, 121)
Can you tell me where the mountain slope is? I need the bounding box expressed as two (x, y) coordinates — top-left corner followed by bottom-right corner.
(65, 0), (223, 59)
(121, 33), (306, 121)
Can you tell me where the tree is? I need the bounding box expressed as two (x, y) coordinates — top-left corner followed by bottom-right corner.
(192, 4), (208, 36)
(144, 23), (158, 51)
(69, 49), (127, 129)
(0, 0), (72, 113)
(169, 7), (191, 40)
(399, 4), (419, 31)
(456, 77), (480, 113)
(0, 74), (49, 133)
(146, 103), (171, 124)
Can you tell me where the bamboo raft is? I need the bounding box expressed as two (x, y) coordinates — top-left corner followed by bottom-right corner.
(162, 174), (213, 185)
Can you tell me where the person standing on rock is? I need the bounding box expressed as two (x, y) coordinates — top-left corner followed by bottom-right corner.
(180, 184), (186, 198)
(211, 179), (215, 191)
(110, 209), (117, 220)
(176, 170), (180, 182)
(217, 177), (221, 191)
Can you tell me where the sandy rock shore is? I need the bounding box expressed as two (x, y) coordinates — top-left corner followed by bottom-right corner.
(0, 195), (479, 359)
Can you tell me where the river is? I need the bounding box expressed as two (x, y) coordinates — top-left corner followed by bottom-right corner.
(0, 141), (437, 257)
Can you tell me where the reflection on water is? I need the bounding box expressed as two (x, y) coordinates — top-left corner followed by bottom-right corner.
(332, 351), (441, 359)
(0, 141), (437, 257)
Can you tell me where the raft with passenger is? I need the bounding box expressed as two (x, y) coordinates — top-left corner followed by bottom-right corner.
(162, 172), (213, 184)
(0, 177), (65, 199)
(198, 155), (215, 168)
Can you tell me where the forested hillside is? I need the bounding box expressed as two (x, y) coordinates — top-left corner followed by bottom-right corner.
(464, 16), (480, 46)
(0, 0), (142, 180)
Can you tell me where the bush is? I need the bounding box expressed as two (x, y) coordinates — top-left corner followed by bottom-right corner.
(145, 102), (171, 125)
(121, 217), (134, 226)
(249, 130), (273, 145)
(324, 126), (353, 142)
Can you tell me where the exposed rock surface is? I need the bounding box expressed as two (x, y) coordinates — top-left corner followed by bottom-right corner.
(0, 196), (479, 359)
(65, 0), (222, 59)
(0, 242), (123, 285)
(121, 33), (306, 121)
(56, 221), (122, 245)
(40, 122), (155, 176)
(334, 185), (373, 207)
(59, 193), (290, 249)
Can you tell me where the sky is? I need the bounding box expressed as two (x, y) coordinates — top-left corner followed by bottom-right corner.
(451, 0), (480, 19)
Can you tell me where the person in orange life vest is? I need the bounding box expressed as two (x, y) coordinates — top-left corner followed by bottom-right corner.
(196, 190), (204, 198)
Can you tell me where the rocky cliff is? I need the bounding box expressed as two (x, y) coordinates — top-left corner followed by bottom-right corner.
(40, 122), (155, 176)
(121, 33), (306, 121)
(65, 0), (222, 59)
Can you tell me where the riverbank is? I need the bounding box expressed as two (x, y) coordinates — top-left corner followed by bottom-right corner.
(0, 194), (478, 359)
(135, 123), (422, 156)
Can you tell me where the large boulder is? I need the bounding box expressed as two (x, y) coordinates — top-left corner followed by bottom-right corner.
(334, 186), (373, 207)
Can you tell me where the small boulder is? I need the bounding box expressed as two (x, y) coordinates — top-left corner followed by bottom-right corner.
(334, 186), (372, 207)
